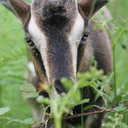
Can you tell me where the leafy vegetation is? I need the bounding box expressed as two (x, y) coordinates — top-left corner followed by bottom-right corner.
(19, 66), (110, 128)
(0, 0), (128, 128)
(0, 0), (32, 128)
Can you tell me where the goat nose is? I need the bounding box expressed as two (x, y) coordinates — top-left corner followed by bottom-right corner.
(54, 79), (67, 95)
(47, 0), (60, 5)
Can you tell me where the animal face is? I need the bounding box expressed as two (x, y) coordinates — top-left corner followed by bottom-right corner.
(27, 0), (86, 84)
(26, 0), (90, 94)
(0, 0), (111, 94)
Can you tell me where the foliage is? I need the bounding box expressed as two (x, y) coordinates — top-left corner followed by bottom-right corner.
(0, 3), (32, 128)
(20, 66), (112, 128)
(102, 113), (128, 128)
(0, 107), (10, 124)
(93, 10), (128, 97)
(7, 118), (37, 127)
(0, 107), (10, 116)
(20, 83), (39, 98)
(92, 9), (128, 127)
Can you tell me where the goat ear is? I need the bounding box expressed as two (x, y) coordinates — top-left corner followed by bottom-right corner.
(79, 0), (110, 19)
(0, 0), (30, 24)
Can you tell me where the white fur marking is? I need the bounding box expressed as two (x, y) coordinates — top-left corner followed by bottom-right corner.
(28, 62), (36, 78)
(68, 11), (84, 78)
(28, 12), (50, 83)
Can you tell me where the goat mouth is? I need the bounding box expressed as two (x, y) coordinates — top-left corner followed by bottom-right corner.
(38, 79), (67, 97)
(54, 80), (67, 95)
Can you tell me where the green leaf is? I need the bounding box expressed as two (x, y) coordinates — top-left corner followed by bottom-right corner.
(7, 118), (37, 127)
(84, 105), (97, 111)
(114, 107), (127, 113)
(7, 119), (24, 125)
(24, 92), (39, 99)
(37, 96), (50, 105)
(20, 83), (39, 99)
(72, 99), (89, 107)
(105, 18), (114, 24)
(72, 90), (81, 102)
(89, 56), (95, 67)
(100, 10), (105, 15)
(61, 78), (73, 89)
(112, 95), (122, 103)
(0, 107), (10, 116)
(124, 109), (128, 113)
(20, 83), (36, 93)
(94, 92), (101, 102)
(23, 118), (37, 127)
(93, 24), (101, 31)
(0, 117), (11, 120)
(78, 81), (96, 89)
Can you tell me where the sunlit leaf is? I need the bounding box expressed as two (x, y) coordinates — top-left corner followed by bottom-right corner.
(0, 107), (10, 116)
(23, 118), (37, 126)
(71, 99), (89, 107)
(24, 92), (39, 99)
(20, 83), (36, 93)
(114, 107), (127, 113)
(37, 96), (50, 105)
(7, 118), (37, 127)
(84, 105), (98, 111)
(7, 119), (24, 125)
(112, 95), (122, 103)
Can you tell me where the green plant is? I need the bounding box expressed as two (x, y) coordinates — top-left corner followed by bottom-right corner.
(0, 5), (32, 128)
(19, 66), (128, 128)
(0, 107), (10, 122)
(93, 10), (128, 97)
(0, 107), (36, 128)
(102, 113), (127, 128)
(19, 66), (111, 128)
(92, 10), (128, 127)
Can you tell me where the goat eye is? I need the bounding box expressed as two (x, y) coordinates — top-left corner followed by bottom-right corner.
(26, 39), (34, 46)
(82, 32), (89, 40)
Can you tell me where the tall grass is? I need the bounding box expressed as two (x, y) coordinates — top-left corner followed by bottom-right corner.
(108, 1), (128, 90)
(108, 0), (128, 125)
(0, 2), (32, 128)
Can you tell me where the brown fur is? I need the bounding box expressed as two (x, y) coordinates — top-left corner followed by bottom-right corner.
(79, 0), (94, 17)
(79, 0), (110, 19)
(4, 0), (30, 24)
(31, 0), (78, 83)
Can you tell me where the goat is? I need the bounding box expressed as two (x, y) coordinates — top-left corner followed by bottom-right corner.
(0, 0), (112, 127)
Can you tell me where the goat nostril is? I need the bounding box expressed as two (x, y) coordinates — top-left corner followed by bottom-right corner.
(54, 80), (67, 94)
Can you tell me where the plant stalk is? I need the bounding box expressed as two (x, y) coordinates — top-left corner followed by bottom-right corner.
(0, 85), (2, 128)
(55, 115), (61, 128)
(50, 90), (62, 128)
(81, 88), (84, 128)
(113, 45), (117, 97)
(103, 21), (117, 97)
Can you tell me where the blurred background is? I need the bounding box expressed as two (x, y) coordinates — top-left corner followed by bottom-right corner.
(0, 0), (128, 127)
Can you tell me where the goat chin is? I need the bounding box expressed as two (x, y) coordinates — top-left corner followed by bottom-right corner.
(27, 61), (61, 98)
(53, 87), (61, 98)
